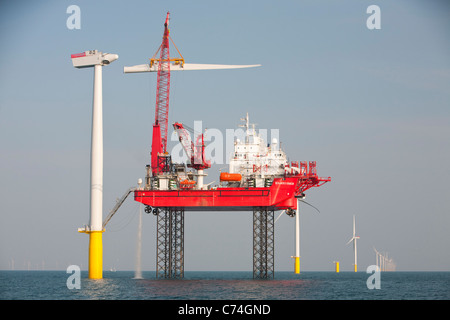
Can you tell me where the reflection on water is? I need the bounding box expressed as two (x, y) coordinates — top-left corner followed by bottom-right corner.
(58, 271), (325, 300)
(80, 278), (121, 300)
(76, 271), (325, 300)
(1, 271), (449, 300)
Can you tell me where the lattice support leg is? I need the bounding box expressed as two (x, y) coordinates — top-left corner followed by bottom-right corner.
(253, 207), (274, 279)
(156, 208), (184, 279)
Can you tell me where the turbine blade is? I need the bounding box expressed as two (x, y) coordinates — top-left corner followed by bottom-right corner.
(123, 64), (152, 73)
(353, 215), (356, 237)
(181, 63), (261, 71)
(123, 63), (261, 73)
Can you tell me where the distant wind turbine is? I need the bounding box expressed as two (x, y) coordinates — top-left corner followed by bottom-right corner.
(346, 215), (360, 272)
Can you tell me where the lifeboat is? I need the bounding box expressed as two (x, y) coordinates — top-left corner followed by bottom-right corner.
(220, 172), (242, 182)
(180, 179), (196, 188)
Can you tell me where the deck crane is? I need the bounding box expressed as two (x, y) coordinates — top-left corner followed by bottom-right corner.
(173, 122), (211, 189)
(123, 12), (260, 177)
(173, 122), (210, 170)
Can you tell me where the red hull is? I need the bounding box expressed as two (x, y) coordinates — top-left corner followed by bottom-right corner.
(134, 176), (330, 211)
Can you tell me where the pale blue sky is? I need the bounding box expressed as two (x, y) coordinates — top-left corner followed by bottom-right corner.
(0, 0), (449, 272)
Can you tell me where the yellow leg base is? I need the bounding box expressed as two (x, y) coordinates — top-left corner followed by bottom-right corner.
(335, 261), (340, 273)
(354, 264), (357, 272)
(294, 257), (300, 274)
(88, 231), (103, 279)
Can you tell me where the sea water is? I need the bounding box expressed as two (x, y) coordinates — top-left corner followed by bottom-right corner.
(1, 271), (449, 300)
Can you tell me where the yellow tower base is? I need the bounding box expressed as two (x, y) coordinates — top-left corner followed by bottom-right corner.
(354, 264), (357, 272)
(89, 231), (103, 279)
(294, 257), (300, 274)
(334, 261), (340, 273)
(79, 230), (104, 279)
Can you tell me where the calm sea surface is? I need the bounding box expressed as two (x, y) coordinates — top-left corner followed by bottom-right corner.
(1, 271), (449, 300)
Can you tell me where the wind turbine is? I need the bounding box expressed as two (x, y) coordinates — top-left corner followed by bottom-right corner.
(292, 195), (303, 274)
(72, 50), (119, 279)
(374, 247), (380, 270)
(347, 215), (360, 272)
(282, 194), (320, 274)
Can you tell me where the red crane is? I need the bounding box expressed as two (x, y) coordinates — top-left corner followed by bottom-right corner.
(124, 12), (260, 176)
(151, 12), (172, 175)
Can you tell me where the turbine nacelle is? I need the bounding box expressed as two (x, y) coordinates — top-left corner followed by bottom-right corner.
(346, 236), (360, 245)
(71, 50), (119, 68)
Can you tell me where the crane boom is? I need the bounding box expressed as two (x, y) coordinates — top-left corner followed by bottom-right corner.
(151, 12), (171, 175)
(155, 11), (171, 150)
(173, 122), (211, 170)
(173, 122), (194, 161)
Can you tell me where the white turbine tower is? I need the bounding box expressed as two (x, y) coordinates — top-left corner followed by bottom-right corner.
(280, 194), (320, 274)
(72, 50), (118, 279)
(293, 195), (304, 274)
(347, 215), (360, 272)
(374, 247), (380, 270)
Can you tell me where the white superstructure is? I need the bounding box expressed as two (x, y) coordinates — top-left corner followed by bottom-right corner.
(226, 113), (299, 187)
